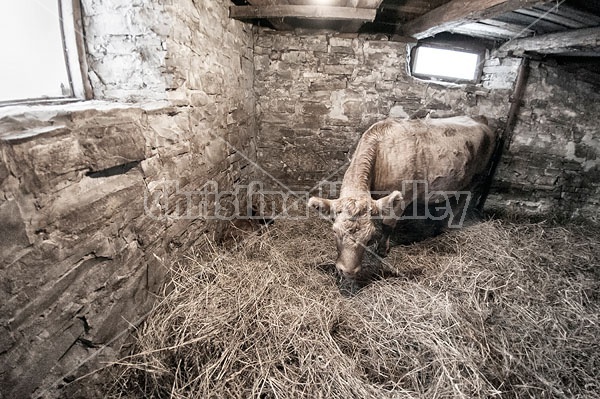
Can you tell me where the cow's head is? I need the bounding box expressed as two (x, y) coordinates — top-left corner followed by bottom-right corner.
(308, 191), (403, 279)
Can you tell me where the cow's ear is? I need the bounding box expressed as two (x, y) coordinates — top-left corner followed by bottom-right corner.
(308, 197), (336, 215)
(372, 191), (404, 216)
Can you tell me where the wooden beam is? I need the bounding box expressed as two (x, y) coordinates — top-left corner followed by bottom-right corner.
(451, 20), (533, 40)
(245, 0), (295, 30)
(514, 8), (583, 29)
(402, 0), (547, 39)
(229, 5), (377, 21)
(338, 20), (368, 33)
(382, 0), (449, 16)
(338, 0), (383, 33)
(477, 58), (530, 211)
(499, 26), (600, 55)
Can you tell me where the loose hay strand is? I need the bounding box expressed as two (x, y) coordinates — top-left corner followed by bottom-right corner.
(106, 215), (600, 399)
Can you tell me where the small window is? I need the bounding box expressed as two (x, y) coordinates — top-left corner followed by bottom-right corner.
(410, 44), (483, 84)
(0, 0), (90, 105)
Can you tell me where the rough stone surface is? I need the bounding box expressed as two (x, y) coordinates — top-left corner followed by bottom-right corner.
(488, 61), (600, 218)
(253, 30), (599, 219)
(82, 0), (169, 102)
(2, 8), (599, 398)
(0, 1), (255, 398)
(254, 31), (514, 193)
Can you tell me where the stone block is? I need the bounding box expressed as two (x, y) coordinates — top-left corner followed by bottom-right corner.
(310, 77), (347, 91)
(79, 122), (148, 171)
(301, 102), (330, 116)
(320, 52), (361, 66)
(364, 39), (406, 54)
(280, 50), (312, 64)
(329, 36), (353, 48)
(200, 72), (226, 95)
(0, 0), (257, 398)
(318, 64), (355, 75)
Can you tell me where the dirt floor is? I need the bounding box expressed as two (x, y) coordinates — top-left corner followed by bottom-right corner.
(104, 212), (600, 398)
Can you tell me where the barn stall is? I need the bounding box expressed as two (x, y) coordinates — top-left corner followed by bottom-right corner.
(0, 0), (599, 398)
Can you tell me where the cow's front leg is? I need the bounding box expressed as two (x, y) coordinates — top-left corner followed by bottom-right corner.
(373, 191), (405, 258)
(376, 220), (396, 257)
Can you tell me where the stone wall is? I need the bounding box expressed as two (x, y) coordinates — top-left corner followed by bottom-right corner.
(253, 30), (516, 194)
(253, 30), (598, 219)
(83, 0), (169, 102)
(0, 1), (255, 397)
(2, 10), (598, 397)
(489, 60), (600, 218)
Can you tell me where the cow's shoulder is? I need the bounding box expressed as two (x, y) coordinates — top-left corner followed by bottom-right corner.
(362, 118), (416, 139)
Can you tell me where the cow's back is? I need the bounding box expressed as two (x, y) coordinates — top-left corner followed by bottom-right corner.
(368, 117), (495, 196)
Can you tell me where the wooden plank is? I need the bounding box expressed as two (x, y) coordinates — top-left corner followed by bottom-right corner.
(514, 8), (585, 29)
(286, 0), (347, 5)
(358, 0), (384, 7)
(229, 5), (377, 21)
(494, 11), (566, 34)
(267, 17), (296, 31)
(338, 20), (368, 33)
(500, 26), (600, 55)
(247, 0), (290, 5)
(246, 0), (294, 30)
(534, 3), (600, 26)
(338, 0), (383, 32)
(451, 21), (531, 40)
(401, 0), (547, 39)
(477, 58), (530, 211)
(260, 0), (383, 8)
(384, 0), (449, 14)
(480, 18), (534, 36)
(495, 10), (564, 35)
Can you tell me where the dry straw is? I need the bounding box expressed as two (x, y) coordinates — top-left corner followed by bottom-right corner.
(106, 214), (600, 398)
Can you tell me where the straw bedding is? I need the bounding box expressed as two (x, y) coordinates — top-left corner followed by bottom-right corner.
(106, 214), (600, 398)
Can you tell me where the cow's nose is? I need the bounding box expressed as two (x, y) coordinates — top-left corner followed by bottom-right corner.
(336, 263), (358, 279)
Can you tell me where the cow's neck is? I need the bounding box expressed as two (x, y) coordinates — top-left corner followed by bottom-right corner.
(340, 130), (379, 198)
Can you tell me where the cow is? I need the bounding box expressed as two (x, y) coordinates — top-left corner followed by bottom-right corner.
(308, 116), (496, 279)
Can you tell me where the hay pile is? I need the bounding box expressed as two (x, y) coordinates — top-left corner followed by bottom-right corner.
(106, 215), (600, 398)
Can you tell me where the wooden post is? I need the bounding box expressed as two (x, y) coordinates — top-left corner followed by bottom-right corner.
(476, 57), (530, 211)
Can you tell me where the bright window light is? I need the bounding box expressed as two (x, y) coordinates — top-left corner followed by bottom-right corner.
(412, 46), (480, 82)
(0, 0), (72, 103)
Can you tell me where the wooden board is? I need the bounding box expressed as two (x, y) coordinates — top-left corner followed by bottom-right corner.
(246, 0), (293, 30)
(401, 0), (548, 39)
(452, 19), (533, 40)
(499, 26), (600, 55)
(230, 5), (377, 21)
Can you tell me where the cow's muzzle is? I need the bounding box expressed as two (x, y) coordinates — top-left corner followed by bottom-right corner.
(335, 262), (361, 279)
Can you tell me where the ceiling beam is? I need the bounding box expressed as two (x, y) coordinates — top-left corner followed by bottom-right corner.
(499, 26), (600, 55)
(381, 0), (449, 16)
(245, 0), (295, 30)
(230, 5), (377, 21)
(338, 0), (383, 33)
(401, 0), (548, 39)
(451, 21), (532, 40)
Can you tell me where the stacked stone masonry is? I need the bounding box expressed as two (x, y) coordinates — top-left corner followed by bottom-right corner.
(1, 4), (600, 398)
(491, 60), (600, 217)
(253, 30), (600, 218)
(253, 31), (515, 194)
(0, 0), (255, 397)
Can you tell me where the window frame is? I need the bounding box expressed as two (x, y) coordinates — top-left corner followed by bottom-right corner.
(0, 0), (92, 107)
(409, 41), (486, 85)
